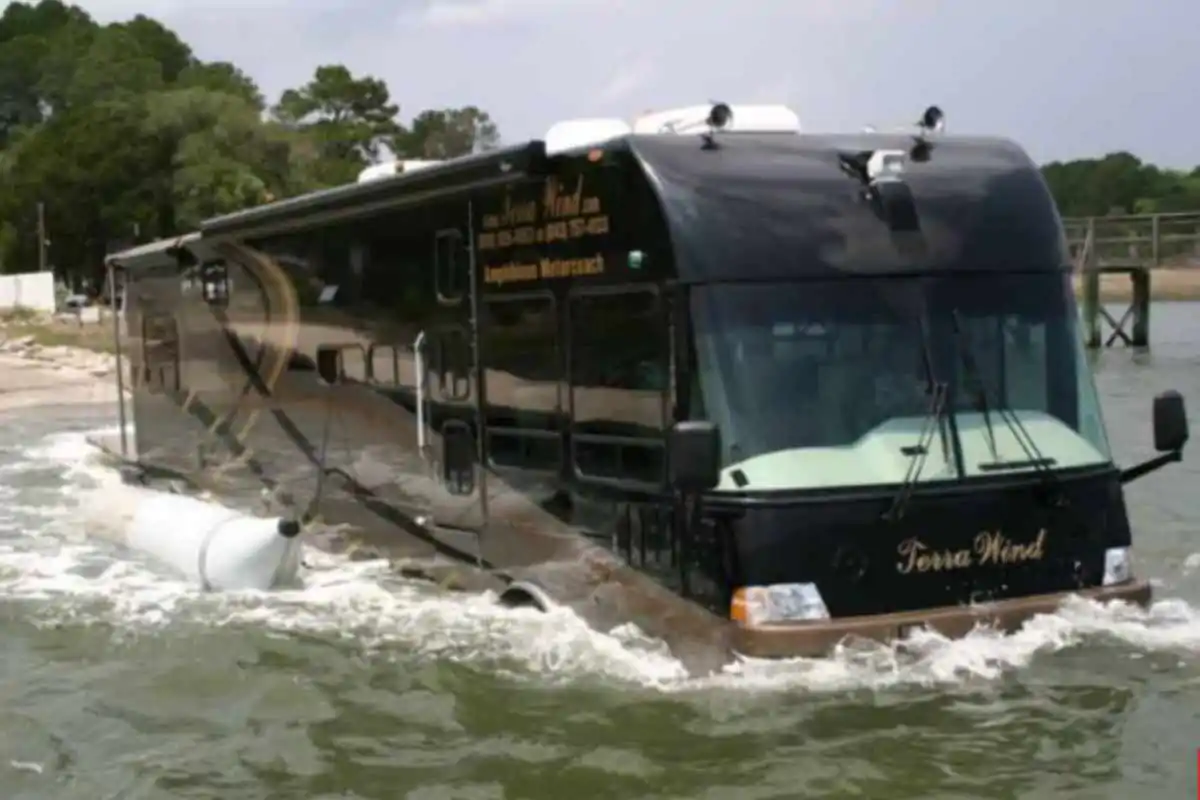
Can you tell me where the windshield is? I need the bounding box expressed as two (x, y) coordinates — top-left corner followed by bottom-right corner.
(690, 273), (1111, 492)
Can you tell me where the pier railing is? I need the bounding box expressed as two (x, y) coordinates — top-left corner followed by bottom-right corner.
(1063, 211), (1200, 270)
(1064, 211), (1200, 348)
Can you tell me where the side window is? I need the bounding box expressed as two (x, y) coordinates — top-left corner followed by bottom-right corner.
(441, 419), (477, 495)
(569, 289), (667, 485)
(481, 294), (562, 471)
(431, 326), (472, 401)
(434, 229), (467, 305)
(141, 313), (181, 394)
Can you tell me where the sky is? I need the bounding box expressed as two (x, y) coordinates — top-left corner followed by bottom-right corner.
(77, 0), (1199, 168)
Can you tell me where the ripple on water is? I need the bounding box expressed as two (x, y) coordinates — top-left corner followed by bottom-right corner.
(0, 425), (1197, 701)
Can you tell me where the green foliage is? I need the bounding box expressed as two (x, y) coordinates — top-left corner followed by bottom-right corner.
(0, 0), (504, 285)
(0, 0), (1191, 291)
(1041, 151), (1200, 218)
(400, 106), (500, 159)
(273, 64), (401, 163)
(175, 61), (263, 109)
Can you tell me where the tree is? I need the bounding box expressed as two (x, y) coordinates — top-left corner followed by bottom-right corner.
(272, 64), (402, 170)
(0, 5), (511, 284)
(1041, 152), (1200, 217)
(57, 23), (164, 109)
(112, 14), (191, 84)
(177, 60), (264, 110)
(142, 87), (306, 229)
(0, 0), (93, 144)
(0, 99), (155, 280)
(399, 106), (500, 159)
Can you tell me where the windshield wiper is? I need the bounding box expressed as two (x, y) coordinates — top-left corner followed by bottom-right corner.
(884, 380), (949, 522)
(949, 310), (1065, 503)
(884, 315), (955, 521)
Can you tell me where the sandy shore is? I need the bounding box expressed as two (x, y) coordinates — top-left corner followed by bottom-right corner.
(0, 333), (125, 413)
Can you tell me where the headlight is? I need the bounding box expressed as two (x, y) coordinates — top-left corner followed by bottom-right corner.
(731, 582), (830, 626)
(1102, 546), (1132, 585)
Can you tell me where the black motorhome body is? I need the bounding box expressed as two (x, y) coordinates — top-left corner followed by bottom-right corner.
(107, 115), (1188, 666)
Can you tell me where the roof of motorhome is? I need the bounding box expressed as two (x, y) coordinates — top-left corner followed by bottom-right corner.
(201, 141), (545, 238)
(620, 131), (1068, 280)
(105, 231), (201, 269)
(117, 129), (1063, 280)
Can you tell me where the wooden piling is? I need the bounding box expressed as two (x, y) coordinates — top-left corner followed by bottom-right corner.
(1063, 211), (1200, 349)
(1130, 267), (1150, 347)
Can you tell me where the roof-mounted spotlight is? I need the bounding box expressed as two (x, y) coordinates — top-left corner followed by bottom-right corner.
(706, 102), (733, 130)
(917, 105), (944, 134)
(838, 147), (920, 234)
(701, 101), (733, 150)
(910, 104), (945, 162)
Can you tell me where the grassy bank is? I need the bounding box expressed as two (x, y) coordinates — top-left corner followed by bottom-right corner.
(0, 309), (117, 353)
(1070, 269), (1200, 303)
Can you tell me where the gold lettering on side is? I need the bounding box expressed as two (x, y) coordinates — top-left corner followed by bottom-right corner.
(484, 255), (605, 286)
(974, 529), (1046, 565)
(477, 175), (611, 253)
(482, 195), (537, 231)
(543, 176), (584, 219)
(895, 530), (1047, 574)
(482, 263), (539, 286)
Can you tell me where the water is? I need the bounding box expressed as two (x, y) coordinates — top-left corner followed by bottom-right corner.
(2, 305), (1200, 799)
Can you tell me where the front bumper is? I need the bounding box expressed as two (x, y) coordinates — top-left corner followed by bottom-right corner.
(731, 579), (1153, 659)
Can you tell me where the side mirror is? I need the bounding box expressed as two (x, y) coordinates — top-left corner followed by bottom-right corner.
(315, 345), (342, 385)
(1153, 390), (1188, 453)
(668, 421), (721, 492)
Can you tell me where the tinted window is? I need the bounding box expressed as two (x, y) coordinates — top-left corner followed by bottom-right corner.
(481, 294), (561, 471)
(431, 326), (472, 401)
(434, 229), (467, 304)
(569, 290), (667, 485)
(141, 313), (180, 393)
(690, 274), (1109, 492)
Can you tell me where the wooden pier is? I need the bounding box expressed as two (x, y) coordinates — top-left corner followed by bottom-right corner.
(1063, 212), (1200, 348)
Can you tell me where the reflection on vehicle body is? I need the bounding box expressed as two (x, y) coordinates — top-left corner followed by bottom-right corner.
(691, 274), (1111, 492)
(103, 101), (1189, 672)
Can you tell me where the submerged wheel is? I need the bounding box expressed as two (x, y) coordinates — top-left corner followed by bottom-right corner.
(497, 580), (554, 612)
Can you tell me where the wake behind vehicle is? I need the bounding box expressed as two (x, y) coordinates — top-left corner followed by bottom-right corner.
(101, 102), (1189, 671)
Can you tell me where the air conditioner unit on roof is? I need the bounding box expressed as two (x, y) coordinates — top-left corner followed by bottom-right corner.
(544, 118), (633, 157)
(542, 102), (801, 156)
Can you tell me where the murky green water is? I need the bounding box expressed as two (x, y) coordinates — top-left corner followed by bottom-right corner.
(1, 303), (1198, 799)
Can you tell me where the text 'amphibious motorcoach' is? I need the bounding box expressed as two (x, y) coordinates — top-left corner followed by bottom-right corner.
(104, 102), (1189, 671)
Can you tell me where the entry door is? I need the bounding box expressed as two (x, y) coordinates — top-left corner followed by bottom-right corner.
(416, 223), (487, 538)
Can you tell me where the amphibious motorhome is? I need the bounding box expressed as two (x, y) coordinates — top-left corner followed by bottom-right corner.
(104, 103), (1189, 666)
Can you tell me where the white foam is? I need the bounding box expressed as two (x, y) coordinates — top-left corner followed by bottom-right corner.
(1, 426), (1198, 694)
